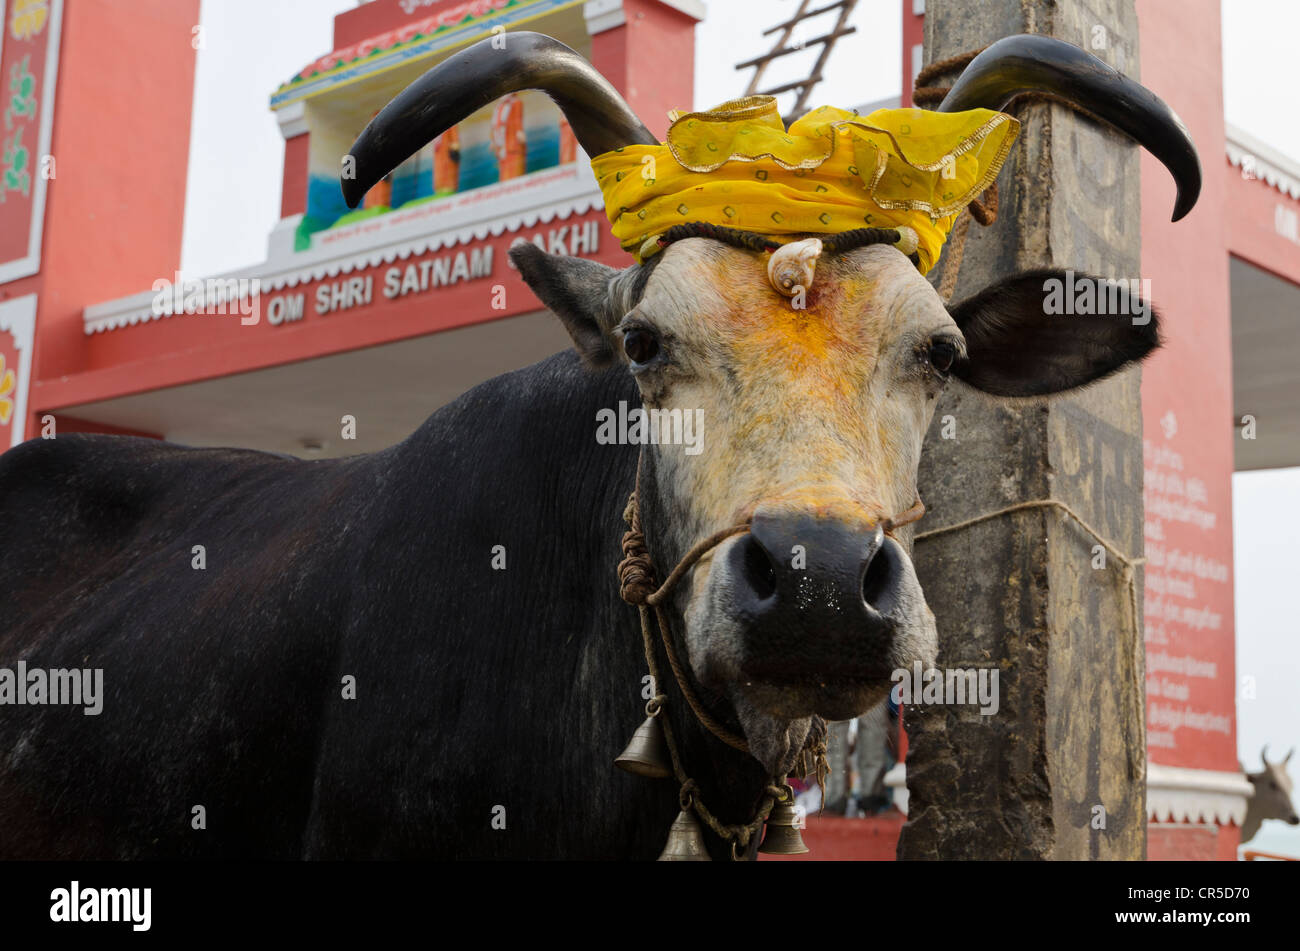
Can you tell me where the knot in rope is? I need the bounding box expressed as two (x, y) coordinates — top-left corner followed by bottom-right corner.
(618, 491), (657, 605)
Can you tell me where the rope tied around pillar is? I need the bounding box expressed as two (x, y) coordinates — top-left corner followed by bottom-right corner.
(915, 497), (1148, 781)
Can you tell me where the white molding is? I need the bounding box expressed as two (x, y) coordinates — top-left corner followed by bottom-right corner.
(656, 0), (706, 21)
(0, 294), (37, 447)
(0, 0), (64, 285)
(267, 214), (304, 260)
(1147, 763), (1253, 826)
(883, 761), (1252, 826)
(84, 173), (605, 334)
(1226, 123), (1300, 200)
(276, 100), (309, 140)
(583, 0), (624, 33)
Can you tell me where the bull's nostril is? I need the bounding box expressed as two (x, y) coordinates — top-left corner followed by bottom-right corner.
(862, 541), (893, 609)
(739, 535), (778, 600)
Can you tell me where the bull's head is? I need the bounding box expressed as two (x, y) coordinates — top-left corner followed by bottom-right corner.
(344, 33), (1200, 775)
(1248, 747), (1299, 832)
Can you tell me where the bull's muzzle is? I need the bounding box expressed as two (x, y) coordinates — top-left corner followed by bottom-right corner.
(723, 510), (904, 687)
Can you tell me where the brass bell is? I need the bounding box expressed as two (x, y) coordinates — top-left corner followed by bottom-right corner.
(758, 785), (810, 855)
(657, 808), (711, 861)
(614, 714), (672, 779)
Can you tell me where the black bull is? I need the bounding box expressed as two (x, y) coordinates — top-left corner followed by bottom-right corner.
(0, 352), (762, 859)
(0, 30), (1201, 860)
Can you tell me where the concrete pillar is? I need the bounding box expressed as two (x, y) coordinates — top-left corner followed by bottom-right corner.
(898, 0), (1147, 860)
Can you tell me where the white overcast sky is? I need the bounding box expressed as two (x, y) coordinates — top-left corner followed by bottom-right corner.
(181, 0), (1300, 852)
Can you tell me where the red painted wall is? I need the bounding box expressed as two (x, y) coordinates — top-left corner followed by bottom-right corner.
(624, 0), (696, 139)
(900, 0), (923, 107)
(1149, 820), (1242, 861)
(589, 1), (696, 141)
(1136, 0), (1236, 776)
(1224, 158), (1300, 283)
(281, 134), (309, 219)
(21, 0), (200, 428)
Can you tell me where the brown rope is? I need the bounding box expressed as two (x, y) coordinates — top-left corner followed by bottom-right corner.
(618, 486), (752, 751)
(678, 777), (790, 851)
(882, 496), (927, 533)
(937, 209), (973, 304)
(968, 180), (999, 226)
(913, 48), (986, 91)
(914, 498), (1147, 780)
(632, 574), (786, 854)
(651, 602), (749, 752)
(645, 527), (751, 610)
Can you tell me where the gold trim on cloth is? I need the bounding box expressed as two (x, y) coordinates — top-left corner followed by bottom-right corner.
(590, 96), (1020, 273)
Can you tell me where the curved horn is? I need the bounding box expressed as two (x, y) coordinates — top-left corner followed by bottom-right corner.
(341, 32), (656, 208)
(1263, 744), (1271, 766)
(937, 34), (1201, 222)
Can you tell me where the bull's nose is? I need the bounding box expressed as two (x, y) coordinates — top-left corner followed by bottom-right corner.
(725, 511), (903, 683)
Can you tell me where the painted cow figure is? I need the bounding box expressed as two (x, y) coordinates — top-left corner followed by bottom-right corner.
(0, 33), (1199, 859)
(1242, 747), (1300, 843)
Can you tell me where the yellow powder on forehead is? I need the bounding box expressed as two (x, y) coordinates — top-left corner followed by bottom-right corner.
(718, 270), (882, 380)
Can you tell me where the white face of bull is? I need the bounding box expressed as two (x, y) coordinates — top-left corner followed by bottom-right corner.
(623, 241), (947, 764)
(512, 235), (1160, 775)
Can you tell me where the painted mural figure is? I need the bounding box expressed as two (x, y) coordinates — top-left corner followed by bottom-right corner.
(558, 115), (577, 165)
(433, 126), (461, 196)
(361, 110), (393, 210)
(363, 172), (392, 210)
(491, 92), (525, 181)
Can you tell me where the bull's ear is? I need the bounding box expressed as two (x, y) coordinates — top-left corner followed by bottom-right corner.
(510, 242), (621, 367)
(949, 269), (1161, 397)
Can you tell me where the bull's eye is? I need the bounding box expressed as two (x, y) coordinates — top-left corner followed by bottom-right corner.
(928, 339), (957, 375)
(622, 328), (660, 366)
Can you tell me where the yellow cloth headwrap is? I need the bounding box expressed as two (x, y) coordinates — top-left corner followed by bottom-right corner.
(590, 96), (1020, 274)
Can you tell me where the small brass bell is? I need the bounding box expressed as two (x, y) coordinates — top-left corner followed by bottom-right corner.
(614, 714), (672, 779)
(757, 785), (810, 855)
(658, 808), (711, 861)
